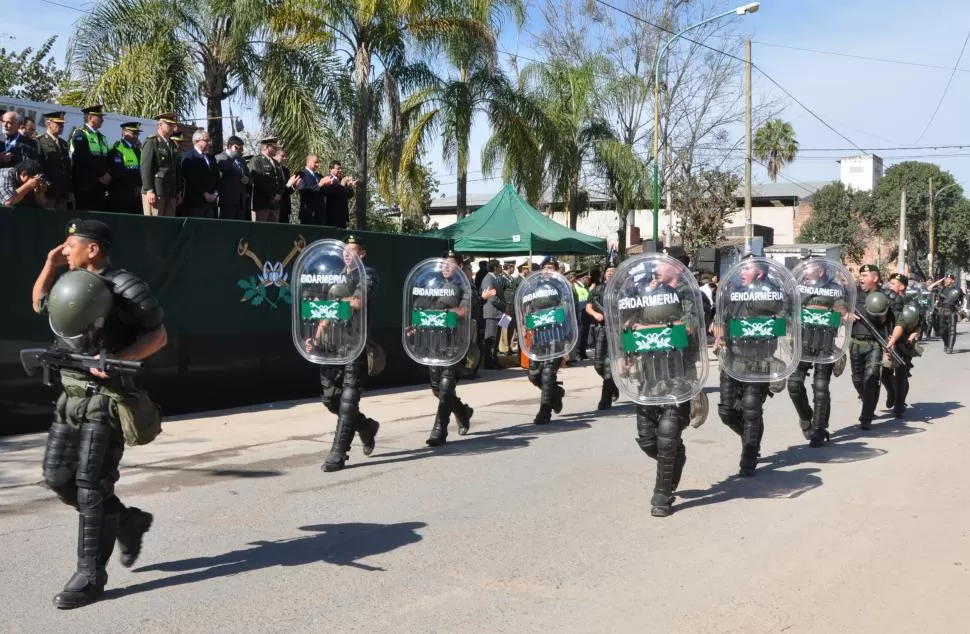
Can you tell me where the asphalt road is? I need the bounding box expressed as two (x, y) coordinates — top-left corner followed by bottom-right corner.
(1, 327), (969, 632)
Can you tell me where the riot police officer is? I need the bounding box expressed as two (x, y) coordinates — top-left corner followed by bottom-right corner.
(296, 235), (381, 472)
(29, 219), (166, 608)
(881, 273), (921, 416)
(607, 254), (709, 516)
(934, 274), (963, 353)
(404, 250), (476, 446)
(586, 259), (619, 410)
(715, 256), (799, 477)
(849, 264), (900, 430)
(787, 257), (853, 447)
(517, 257), (578, 424)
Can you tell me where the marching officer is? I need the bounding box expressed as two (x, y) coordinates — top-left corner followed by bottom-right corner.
(106, 122), (142, 214)
(36, 111), (73, 210)
(849, 264), (900, 430)
(140, 112), (182, 217)
(932, 274), (963, 353)
(881, 273), (920, 417)
(69, 105), (111, 211)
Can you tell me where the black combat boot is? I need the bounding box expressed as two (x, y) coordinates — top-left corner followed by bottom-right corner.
(117, 506), (153, 568)
(534, 405), (552, 425)
(54, 511), (116, 609)
(356, 415), (380, 457)
(808, 429), (830, 448)
(426, 414), (448, 447)
(323, 414), (357, 472)
(453, 399), (473, 435)
(552, 385), (565, 414)
(597, 380), (613, 410)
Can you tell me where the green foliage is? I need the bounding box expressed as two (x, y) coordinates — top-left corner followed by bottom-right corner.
(672, 169), (740, 251)
(866, 161), (962, 275)
(797, 182), (869, 263)
(753, 119), (798, 182)
(0, 37), (68, 102)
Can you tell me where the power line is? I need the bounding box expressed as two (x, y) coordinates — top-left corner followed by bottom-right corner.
(912, 30), (970, 145)
(750, 41), (970, 74)
(36, 0), (85, 12)
(590, 0), (870, 156)
(749, 157), (821, 196)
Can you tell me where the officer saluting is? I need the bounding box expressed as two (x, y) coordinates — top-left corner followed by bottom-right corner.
(29, 218), (167, 608)
(715, 255), (800, 476)
(787, 257), (854, 447)
(140, 112), (182, 217)
(516, 256), (578, 424)
(36, 111), (73, 210)
(106, 122), (142, 214)
(292, 235), (381, 472)
(606, 253), (709, 517)
(69, 105), (111, 211)
(403, 250), (476, 446)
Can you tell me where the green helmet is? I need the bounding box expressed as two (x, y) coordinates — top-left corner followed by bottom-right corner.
(865, 291), (889, 319)
(899, 304), (920, 331)
(48, 270), (113, 338)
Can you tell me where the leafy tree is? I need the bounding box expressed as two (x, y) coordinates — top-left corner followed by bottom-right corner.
(866, 161), (961, 276)
(672, 168), (740, 251)
(797, 182), (869, 263)
(0, 37), (68, 102)
(753, 119), (798, 182)
(68, 0), (336, 155)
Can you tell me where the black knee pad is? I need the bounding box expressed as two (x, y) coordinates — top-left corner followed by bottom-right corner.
(740, 386), (765, 420)
(655, 407), (684, 457)
(812, 364), (832, 399)
(77, 421), (118, 497)
(43, 416), (80, 492)
(429, 367), (442, 398)
(338, 363), (361, 421)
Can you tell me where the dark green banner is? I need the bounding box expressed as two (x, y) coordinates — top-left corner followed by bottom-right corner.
(411, 309), (458, 329)
(801, 308), (841, 328)
(525, 307), (565, 329)
(622, 324), (688, 353)
(728, 317), (787, 339)
(0, 207), (448, 433)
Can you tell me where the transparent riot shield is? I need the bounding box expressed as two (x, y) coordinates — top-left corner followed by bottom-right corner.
(402, 257), (472, 366)
(603, 254), (709, 405)
(291, 239), (367, 365)
(715, 257), (800, 383)
(792, 258), (855, 364)
(514, 271), (578, 362)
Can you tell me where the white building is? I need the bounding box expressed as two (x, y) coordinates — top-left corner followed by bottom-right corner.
(839, 154), (883, 192)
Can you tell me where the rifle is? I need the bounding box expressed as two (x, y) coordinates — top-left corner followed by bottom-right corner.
(852, 310), (906, 367)
(20, 348), (143, 387)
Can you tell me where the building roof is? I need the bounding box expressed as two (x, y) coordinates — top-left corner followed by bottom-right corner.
(735, 181), (832, 203)
(765, 243), (842, 250)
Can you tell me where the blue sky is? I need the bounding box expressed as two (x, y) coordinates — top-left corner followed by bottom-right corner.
(7, 0), (970, 197)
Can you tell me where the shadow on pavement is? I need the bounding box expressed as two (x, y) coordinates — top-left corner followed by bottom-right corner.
(675, 438), (888, 514)
(357, 417), (594, 468)
(115, 521), (428, 598)
(127, 464), (285, 479)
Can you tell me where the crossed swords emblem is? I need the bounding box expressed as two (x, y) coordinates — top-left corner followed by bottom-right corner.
(532, 311), (557, 327)
(802, 310), (833, 326)
(739, 318), (777, 337)
(417, 312), (448, 327)
(237, 236), (306, 287)
(631, 328), (673, 351)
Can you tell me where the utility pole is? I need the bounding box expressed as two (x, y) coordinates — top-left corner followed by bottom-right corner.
(897, 188), (907, 273)
(928, 177), (936, 279)
(744, 38), (753, 254)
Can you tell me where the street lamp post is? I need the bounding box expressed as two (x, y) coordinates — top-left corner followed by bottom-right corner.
(651, 2), (760, 244)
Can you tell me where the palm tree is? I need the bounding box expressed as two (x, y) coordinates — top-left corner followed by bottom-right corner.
(594, 139), (647, 258)
(523, 57), (615, 230)
(753, 119), (799, 182)
(280, 0), (495, 228)
(393, 0), (523, 221)
(68, 0), (335, 155)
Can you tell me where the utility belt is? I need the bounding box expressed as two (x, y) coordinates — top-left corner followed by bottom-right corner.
(60, 373), (162, 447)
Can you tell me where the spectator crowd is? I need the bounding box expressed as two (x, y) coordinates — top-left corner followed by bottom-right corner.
(0, 106), (357, 228)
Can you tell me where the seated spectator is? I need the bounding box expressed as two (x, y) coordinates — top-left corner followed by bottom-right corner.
(0, 158), (48, 207)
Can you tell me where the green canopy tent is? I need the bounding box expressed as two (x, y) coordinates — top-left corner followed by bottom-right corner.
(425, 184), (607, 256)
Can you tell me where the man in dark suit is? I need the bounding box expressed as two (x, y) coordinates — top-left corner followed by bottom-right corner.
(2, 110), (38, 168)
(274, 148), (300, 224)
(215, 135), (250, 220)
(321, 160), (356, 229)
(295, 153), (326, 225)
(179, 129), (220, 218)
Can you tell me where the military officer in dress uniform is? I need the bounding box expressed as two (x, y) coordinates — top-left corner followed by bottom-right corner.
(139, 113), (181, 217)
(106, 122), (142, 214)
(249, 137), (285, 222)
(69, 105), (111, 211)
(36, 111), (73, 210)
